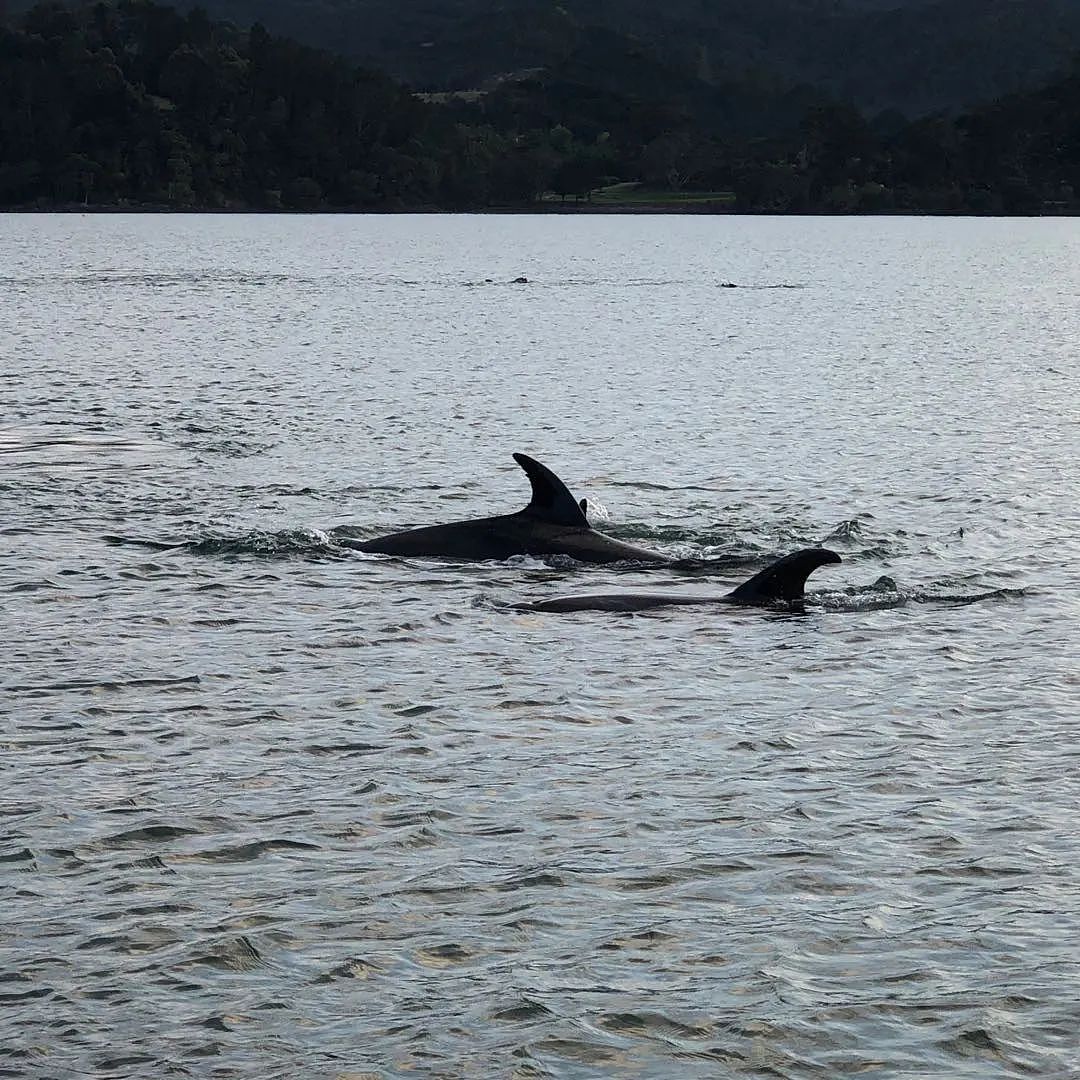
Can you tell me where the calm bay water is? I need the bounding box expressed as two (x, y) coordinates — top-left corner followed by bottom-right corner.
(2, 213), (1079, 1078)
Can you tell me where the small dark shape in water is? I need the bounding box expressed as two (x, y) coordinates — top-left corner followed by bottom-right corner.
(511, 276), (528, 284)
(513, 548), (841, 613)
(720, 281), (738, 288)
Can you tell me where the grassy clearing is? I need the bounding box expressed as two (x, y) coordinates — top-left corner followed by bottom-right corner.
(559, 182), (737, 205)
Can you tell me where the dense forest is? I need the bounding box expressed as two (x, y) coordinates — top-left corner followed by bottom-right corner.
(0, 0), (1077, 212)
(165, 0), (1080, 118)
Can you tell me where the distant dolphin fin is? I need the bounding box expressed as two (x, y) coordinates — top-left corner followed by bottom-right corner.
(727, 547), (841, 603)
(513, 453), (590, 527)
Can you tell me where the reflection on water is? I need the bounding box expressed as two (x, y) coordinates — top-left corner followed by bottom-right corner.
(1, 213), (1078, 1078)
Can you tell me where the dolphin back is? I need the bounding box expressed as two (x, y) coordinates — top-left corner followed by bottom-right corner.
(513, 453), (591, 527)
(726, 548), (841, 604)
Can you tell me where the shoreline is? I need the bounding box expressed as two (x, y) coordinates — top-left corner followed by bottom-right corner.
(2, 202), (1076, 217)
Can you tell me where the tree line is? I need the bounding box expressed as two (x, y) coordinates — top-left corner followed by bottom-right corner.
(0, 0), (1077, 213)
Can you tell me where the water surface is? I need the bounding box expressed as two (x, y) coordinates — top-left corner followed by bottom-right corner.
(2, 213), (1078, 1078)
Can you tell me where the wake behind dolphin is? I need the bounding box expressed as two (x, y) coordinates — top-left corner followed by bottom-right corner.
(347, 453), (669, 564)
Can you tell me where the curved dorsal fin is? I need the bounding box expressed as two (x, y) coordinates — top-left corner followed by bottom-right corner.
(727, 548), (841, 603)
(513, 453), (590, 527)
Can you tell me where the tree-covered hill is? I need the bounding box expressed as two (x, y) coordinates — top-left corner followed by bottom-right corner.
(161, 0), (1080, 117)
(0, 0), (827, 209)
(0, 0), (1077, 213)
(0, 1), (452, 208)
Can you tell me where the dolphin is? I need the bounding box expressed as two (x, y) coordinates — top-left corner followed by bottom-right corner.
(512, 548), (841, 612)
(347, 453), (669, 563)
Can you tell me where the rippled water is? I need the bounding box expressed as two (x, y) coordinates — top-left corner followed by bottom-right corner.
(2, 213), (1079, 1078)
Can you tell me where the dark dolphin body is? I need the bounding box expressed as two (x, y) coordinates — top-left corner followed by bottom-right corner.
(513, 548), (841, 612)
(347, 453), (668, 564)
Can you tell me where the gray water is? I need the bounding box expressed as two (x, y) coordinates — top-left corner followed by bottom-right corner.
(2, 213), (1078, 1079)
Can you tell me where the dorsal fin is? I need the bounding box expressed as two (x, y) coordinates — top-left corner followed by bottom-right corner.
(727, 548), (841, 604)
(513, 453), (590, 527)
